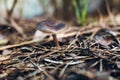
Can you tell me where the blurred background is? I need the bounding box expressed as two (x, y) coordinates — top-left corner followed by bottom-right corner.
(0, 1), (120, 80)
(0, 0), (120, 26)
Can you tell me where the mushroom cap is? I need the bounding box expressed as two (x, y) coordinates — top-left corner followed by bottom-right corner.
(94, 29), (119, 46)
(36, 19), (66, 34)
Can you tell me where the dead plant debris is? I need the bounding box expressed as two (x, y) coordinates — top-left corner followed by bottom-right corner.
(0, 23), (120, 80)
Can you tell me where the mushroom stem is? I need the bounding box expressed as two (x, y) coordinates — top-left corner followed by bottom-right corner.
(52, 34), (60, 47)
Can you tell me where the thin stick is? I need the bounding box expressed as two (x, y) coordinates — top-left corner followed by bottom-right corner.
(40, 50), (59, 60)
(10, 18), (27, 38)
(0, 40), (35, 51)
(96, 8), (105, 27)
(7, 0), (17, 17)
(59, 62), (70, 77)
(30, 59), (55, 80)
(6, 0), (26, 38)
(105, 0), (116, 26)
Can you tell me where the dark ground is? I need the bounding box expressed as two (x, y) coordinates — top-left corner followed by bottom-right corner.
(0, 18), (120, 80)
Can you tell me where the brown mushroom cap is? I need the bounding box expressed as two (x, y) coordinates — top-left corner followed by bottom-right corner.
(94, 29), (119, 46)
(36, 19), (66, 34)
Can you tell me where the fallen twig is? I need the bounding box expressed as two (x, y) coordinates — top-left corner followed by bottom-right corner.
(6, 0), (26, 38)
(0, 40), (35, 50)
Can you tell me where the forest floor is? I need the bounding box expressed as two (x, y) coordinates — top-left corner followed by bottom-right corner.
(0, 15), (120, 80)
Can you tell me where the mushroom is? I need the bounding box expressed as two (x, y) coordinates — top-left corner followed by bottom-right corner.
(94, 28), (119, 48)
(36, 19), (66, 47)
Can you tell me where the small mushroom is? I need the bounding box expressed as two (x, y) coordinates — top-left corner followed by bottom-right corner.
(94, 29), (119, 48)
(36, 19), (66, 47)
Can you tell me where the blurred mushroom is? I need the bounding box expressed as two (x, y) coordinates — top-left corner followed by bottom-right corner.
(94, 28), (119, 48)
(36, 19), (66, 47)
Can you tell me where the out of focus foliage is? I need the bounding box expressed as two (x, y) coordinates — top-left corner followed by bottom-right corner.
(0, 0), (120, 25)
